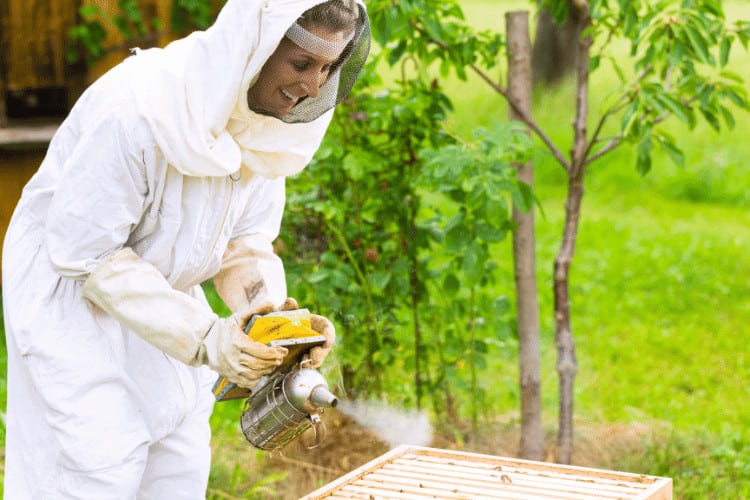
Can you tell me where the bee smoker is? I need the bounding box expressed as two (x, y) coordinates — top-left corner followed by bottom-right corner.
(240, 361), (338, 452)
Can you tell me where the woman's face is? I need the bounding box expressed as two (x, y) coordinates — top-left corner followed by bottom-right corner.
(247, 27), (346, 119)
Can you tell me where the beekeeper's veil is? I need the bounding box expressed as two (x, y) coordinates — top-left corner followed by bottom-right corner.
(127, 0), (370, 178)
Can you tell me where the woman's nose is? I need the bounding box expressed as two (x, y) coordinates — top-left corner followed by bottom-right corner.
(300, 71), (323, 99)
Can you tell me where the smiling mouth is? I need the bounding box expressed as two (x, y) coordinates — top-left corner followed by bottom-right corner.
(281, 89), (299, 104)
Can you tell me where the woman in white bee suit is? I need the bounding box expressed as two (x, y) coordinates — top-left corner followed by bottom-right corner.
(2, 0), (370, 497)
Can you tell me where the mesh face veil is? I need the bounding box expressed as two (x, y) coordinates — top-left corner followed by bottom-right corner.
(285, 22), (356, 60)
(277, 1), (371, 124)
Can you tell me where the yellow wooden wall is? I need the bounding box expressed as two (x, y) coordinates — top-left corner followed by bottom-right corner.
(0, 0), (171, 281)
(0, 150), (46, 283)
(1, 0), (79, 90)
(0, 0), (219, 283)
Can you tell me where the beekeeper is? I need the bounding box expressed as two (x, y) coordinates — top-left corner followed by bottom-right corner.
(2, 0), (370, 497)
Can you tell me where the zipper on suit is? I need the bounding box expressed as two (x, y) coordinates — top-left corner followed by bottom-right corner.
(175, 174), (235, 426)
(194, 174), (236, 279)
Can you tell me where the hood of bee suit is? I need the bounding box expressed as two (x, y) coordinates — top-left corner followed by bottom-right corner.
(126, 0), (368, 178)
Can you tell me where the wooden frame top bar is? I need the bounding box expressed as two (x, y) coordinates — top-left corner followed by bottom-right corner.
(301, 445), (673, 500)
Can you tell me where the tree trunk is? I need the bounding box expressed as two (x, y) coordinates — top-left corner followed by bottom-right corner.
(506, 11), (544, 462)
(555, 1), (592, 465)
(553, 179), (581, 465)
(532, 1), (586, 87)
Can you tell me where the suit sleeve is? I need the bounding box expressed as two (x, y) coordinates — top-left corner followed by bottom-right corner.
(213, 176), (288, 314)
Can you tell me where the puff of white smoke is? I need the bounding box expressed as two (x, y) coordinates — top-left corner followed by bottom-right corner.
(336, 399), (433, 449)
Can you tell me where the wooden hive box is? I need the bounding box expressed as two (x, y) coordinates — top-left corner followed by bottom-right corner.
(301, 445), (672, 500)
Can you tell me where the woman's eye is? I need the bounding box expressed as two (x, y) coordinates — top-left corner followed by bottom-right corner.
(293, 62), (309, 71)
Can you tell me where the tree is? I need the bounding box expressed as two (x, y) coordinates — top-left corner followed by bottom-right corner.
(507, 11), (544, 461)
(531, 0), (587, 86)
(537, 0), (748, 463)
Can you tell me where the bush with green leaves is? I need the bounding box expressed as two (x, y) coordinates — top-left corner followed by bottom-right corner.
(281, 55), (528, 419)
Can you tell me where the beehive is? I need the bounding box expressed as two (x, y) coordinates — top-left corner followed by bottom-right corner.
(301, 445), (672, 499)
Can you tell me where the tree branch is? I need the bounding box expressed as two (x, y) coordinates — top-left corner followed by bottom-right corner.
(570, 10), (593, 179)
(583, 64), (654, 166)
(585, 136), (622, 164)
(585, 94), (697, 166)
(406, 19), (570, 170)
(470, 64), (571, 170)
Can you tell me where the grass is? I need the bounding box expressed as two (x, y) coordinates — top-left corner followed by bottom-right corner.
(3, 0), (750, 498)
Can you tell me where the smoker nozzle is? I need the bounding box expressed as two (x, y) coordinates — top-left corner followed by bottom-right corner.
(310, 386), (338, 408)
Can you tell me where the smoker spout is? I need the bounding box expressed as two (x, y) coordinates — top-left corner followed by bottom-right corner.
(310, 386), (338, 408)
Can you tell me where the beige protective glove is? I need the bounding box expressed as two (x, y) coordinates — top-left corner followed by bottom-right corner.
(213, 234), (287, 316)
(81, 247), (286, 389)
(309, 314), (336, 368)
(279, 297), (336, 369)
(199, 303), (288, 388)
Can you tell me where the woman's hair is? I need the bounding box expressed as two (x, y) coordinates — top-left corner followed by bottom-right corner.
(298, 0), (360, 35)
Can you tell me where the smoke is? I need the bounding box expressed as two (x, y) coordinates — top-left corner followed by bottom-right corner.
(336, 399), (433, 449)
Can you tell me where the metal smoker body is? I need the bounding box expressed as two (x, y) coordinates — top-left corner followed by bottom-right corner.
(241, 364), (338, 451)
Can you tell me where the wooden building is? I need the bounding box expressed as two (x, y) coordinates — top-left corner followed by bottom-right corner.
(0, 0), (203, 281)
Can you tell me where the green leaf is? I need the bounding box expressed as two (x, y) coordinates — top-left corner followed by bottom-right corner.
(493, 296), (511, 316)
(621, 101), (639, 136)
(657, 136), (685, 167)
(701, 108), (721, 131)
(475, 222), (507, 243)
(330, 269), (351, 291)
(719, 106), (736, 129)
(636, 135), (652, 176)
(653, 93), (692, 126)
(719, 71), (745, 84)
(444, 210), (466, 233)
(720, 35), (732, 67)
(388, 40), (408, 66)
(473, 339), (488, 354)
(461, 241), (488, 286)
(683, 24), (712, 64)
(79, 4), (104, 19)
(307, 269), (330, 285)
(422, 15), (445, 44)
(368, 270), (392, 291)
(443, 273), (460, 296)
(589, 54), (601, 72)
(720, 87), (748, 109)
(512, 181), (534, 212)
(445, 222), (471, 254)
(342, 152), (368, 180)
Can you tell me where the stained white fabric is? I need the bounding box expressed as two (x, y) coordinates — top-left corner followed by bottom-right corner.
(1, 0), (363, 497)
(81, 247), (219, 366)
(213, 234), (287, 316)
(81, 247), (286, 388)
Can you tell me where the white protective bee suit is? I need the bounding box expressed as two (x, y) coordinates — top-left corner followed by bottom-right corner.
(2, 0), (369, 498)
